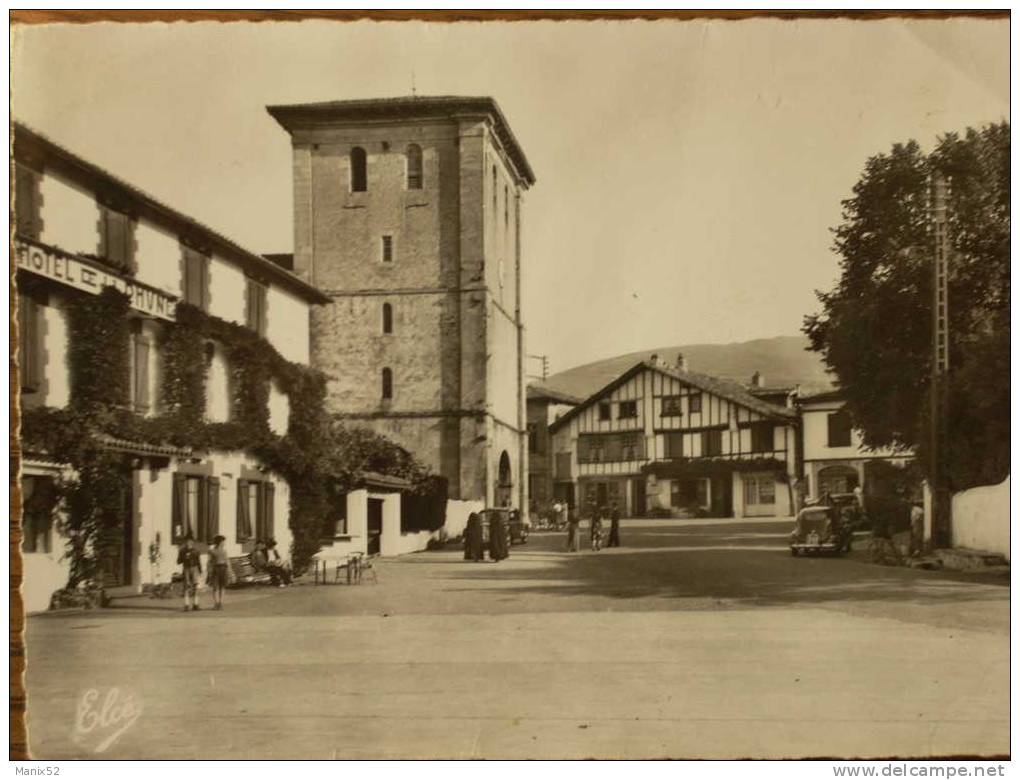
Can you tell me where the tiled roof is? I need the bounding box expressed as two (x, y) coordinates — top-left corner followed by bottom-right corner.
(266, 95), (536, 187)
(358, 471), (412, 491)
(749, 385), (797, 397)
(550, 360), (797, 433)
(798, 388), (847, 404)
(651, 362), (798, 421)
(95, 434), (193, 458)
(526, 383), (583, 405)
(12, 122), (330, 304)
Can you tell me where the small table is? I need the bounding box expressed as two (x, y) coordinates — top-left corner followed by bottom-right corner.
(311, 552), (360, 585)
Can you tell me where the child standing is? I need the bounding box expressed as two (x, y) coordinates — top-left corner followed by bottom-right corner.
(177, 534), (203, 612)
(208, 535), (229, 610)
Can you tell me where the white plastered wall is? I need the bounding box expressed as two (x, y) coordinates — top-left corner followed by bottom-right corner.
(267, 285), (311, 365)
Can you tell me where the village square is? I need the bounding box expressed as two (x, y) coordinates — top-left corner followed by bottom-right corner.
(11, 16), (1010, 762)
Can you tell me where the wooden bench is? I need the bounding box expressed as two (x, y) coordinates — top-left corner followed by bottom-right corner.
(228, 554), (273, 587)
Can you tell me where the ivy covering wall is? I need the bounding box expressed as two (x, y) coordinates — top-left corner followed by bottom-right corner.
(21, 286), (439, 586)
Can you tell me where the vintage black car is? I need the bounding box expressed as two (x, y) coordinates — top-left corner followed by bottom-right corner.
(789, 500), (855, 556)
(480, 508), (530, 546)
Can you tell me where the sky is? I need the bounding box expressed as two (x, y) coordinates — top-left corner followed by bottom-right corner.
(11, 17), (1009, 374)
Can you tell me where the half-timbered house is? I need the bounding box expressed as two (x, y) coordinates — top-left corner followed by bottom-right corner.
(549, 355), (799, 518)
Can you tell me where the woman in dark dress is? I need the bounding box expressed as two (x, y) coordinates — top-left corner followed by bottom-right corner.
(464, 513), (484, 562)
(607, 502), (622, 548)
(488, 512), (509, 562)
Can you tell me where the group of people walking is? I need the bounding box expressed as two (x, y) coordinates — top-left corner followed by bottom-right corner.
(176, 534), (292, 612)
(562, 501), (622, 552)
(463, 512), (510, 562)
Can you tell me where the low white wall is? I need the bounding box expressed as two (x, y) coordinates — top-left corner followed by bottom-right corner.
(22, 550), (68, 614)
(951, 476), (1010, 560)
(388, 530), (433, 556)
(445, 499), (483, 538)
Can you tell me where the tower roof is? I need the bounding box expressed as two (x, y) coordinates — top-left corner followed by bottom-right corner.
(266, 95), (536, 188)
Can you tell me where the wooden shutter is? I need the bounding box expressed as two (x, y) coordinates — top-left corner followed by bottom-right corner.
(183, 252), (196, 305)
(246, 279), (260, 332)
(200, 256), (210, 311)
(258, 286), (267, 336)
(104, 210), (125, 266)
(17, 294), (41, 393)
(205, 477), (220, 542)
(236, 479), (251, 541)
(263, 482), (276, 541)
(184, 251), (210, 310)
(172, 473), (187, 543)
(15, 165), (41, 239)
(134, 337), (150, 412)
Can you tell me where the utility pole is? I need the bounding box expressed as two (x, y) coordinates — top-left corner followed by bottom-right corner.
(929, 172), (952, 548)
(526, 353), (549, 382)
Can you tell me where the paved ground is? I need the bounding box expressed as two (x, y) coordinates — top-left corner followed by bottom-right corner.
(23, 518), (1009, 759)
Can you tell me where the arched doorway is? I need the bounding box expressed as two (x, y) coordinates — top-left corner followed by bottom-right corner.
(817, 465), (859, 497)
(496, 451), (513, 507)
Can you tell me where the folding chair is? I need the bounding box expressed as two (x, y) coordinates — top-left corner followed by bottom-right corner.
(358, 553), (379, 584)
(334, 556), (354, 584)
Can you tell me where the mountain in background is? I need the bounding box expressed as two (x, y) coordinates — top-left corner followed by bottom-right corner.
(540, 336), (834, 401)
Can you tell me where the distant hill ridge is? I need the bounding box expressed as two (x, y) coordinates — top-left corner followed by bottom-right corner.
(541, 336), (834, 402)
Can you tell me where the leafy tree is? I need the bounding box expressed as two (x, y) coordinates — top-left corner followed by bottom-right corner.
(804, 122), (1009, 491)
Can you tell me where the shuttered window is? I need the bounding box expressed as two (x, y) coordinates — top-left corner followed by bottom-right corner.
(236, 479), (253, 541)
(237, 479), (275, 542)
(245, 278), (267, 337)
(171, 474), (220, 544)
(827, 411), (853, 448)
(182, 249), (210, 310)
(664, 432), (684, 459)
(688, 393), (702, 414)
(130, 330), (151, 413)
(15, 164), (43, 240)
(578, 433), (646, 464)
(17, 292), (43, 394)
(750, 422), (774, 453)
(661, 396), (683, 417)
(702, 429), (723, 457)
(406, 144), (423, 190)
(100, 207), (135, 273)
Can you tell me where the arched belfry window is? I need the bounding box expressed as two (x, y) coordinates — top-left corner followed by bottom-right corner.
(381, 367), (393, 400)
(382, 302), (393, 334)
(350, 146), (367, 192)
(406, 144), (423, 190)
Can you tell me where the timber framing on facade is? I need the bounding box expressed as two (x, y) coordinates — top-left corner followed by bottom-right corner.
(549, 358), (799, 519)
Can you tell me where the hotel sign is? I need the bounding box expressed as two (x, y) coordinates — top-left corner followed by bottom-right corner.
(15, 239), (177, 321)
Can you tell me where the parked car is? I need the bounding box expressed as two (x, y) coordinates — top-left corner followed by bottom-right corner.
(479, 508), (530, 547)
(789, 502), (854, 556)
(508, 509), (530, 544)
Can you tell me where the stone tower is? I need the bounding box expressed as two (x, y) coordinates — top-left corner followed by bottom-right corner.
(267, 97), (536, 510)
